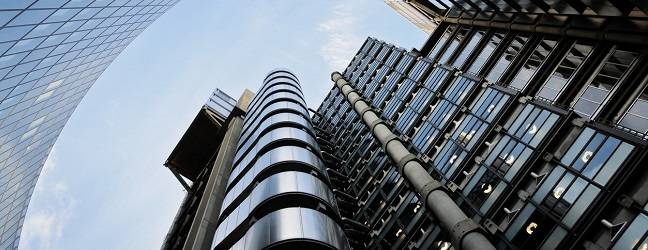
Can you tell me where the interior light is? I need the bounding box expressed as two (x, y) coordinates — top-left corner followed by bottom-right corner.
(526, 222), (537, 235)
(553, 186), (565, 199)
(481, 183), (493, 194)
(581, 151), (593, 163)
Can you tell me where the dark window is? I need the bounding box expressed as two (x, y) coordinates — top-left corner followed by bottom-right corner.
(573, 48), (638, 119)
(485, 35), (530, 84)
(467, 32), (505, 76)
(508, 39), (558, 91)
(536, 42), (593, 102)
(453, 30), (485, 69)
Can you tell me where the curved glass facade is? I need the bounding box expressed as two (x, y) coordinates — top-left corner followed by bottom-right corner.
(0, 1), (179, 248)
(211, 69), (350, 249)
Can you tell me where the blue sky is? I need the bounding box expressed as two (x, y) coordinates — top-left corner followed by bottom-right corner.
(19, 1), (426, 249)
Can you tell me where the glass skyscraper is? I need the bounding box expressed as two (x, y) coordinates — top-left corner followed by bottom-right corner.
(0, 1), (179, 248)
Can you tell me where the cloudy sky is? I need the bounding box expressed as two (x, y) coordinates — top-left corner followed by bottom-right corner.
(20, 1), (426, 249)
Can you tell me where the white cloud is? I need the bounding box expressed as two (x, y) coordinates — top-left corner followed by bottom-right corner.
(318, 3), (364, 72)
(20, 148), (75, 250)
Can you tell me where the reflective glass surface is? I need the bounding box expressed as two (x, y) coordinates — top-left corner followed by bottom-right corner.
(619, 85), (648, 134)
(0, 1), (179, 247)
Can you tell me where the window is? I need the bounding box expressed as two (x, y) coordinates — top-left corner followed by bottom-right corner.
(372, 71), (402, 109)
(453, 30), (485, 69)
(438, 27), (470, 64)
(536, 42), (593, 102)
(407, 58), (432, 82)
(462, 103), (560, 216)
(612, 203), (648, 250)
(428, 25), (457, 59)
(363, 66), (390, 100)
(432, 87), (511, 179)
(572, 48), (638, 119)
(467, 32), (505, 76)
(395, 67), (450, 134)
(383, 78), (417, 120)
(508, 39), (558, 91)
(411, 76), (478, 154)
(618, 84), (648, 135)
(485, 35), (530, 84)
(504, 127), (635, 248)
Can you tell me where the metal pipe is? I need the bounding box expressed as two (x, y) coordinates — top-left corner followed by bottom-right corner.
(331, 72), (495, 250)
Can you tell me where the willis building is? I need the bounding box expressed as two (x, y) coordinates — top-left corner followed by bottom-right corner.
(0, 1), (180, 248)
(165, 0), (648, 249)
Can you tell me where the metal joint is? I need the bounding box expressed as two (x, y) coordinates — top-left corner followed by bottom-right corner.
(451, 218), (483, 250)
(420, 180), (444, 202)
(382, 134), (400, 150)
(368, 119), (384, 131)
(397, 153), (418, 174)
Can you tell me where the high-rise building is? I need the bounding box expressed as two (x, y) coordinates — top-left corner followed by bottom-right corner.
(165, 1), (648, 249)
(163, 71), (351, 250)
(313, 0), (648, 247)
(0, 1), (179, 248)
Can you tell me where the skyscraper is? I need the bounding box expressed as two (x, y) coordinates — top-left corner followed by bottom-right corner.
(164, 1), (648, 249)
(313, 0), (648, 247)
(163, 70), (351, 250)
(0, 1), (179, 248)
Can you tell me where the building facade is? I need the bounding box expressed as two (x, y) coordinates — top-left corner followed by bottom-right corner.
(163, 70), (351, 250)
(0, 1), (179, 248)
(313, 2), (648, 247)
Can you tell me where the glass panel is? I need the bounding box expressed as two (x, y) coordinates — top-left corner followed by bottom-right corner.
(485, 34), (529, 84)
(508, 39), (557, 91)
(573, 48), (638, 119)
(428, 25), (457, 59)
(452, 30), (485, 68)
(439, 27), (471, 64)
(536, 42), (592, 102)
(619, 85), (648, 134)
(467, 32), (505, 76)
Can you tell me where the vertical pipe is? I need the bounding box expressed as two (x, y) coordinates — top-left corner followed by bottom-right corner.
(331, 71), (495, 250)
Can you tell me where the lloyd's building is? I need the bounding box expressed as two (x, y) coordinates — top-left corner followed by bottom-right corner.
(164, 0), (648, 249)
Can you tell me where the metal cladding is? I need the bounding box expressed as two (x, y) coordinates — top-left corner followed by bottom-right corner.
(313, 36), (648, 249)
(211, 69), (351, 250)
